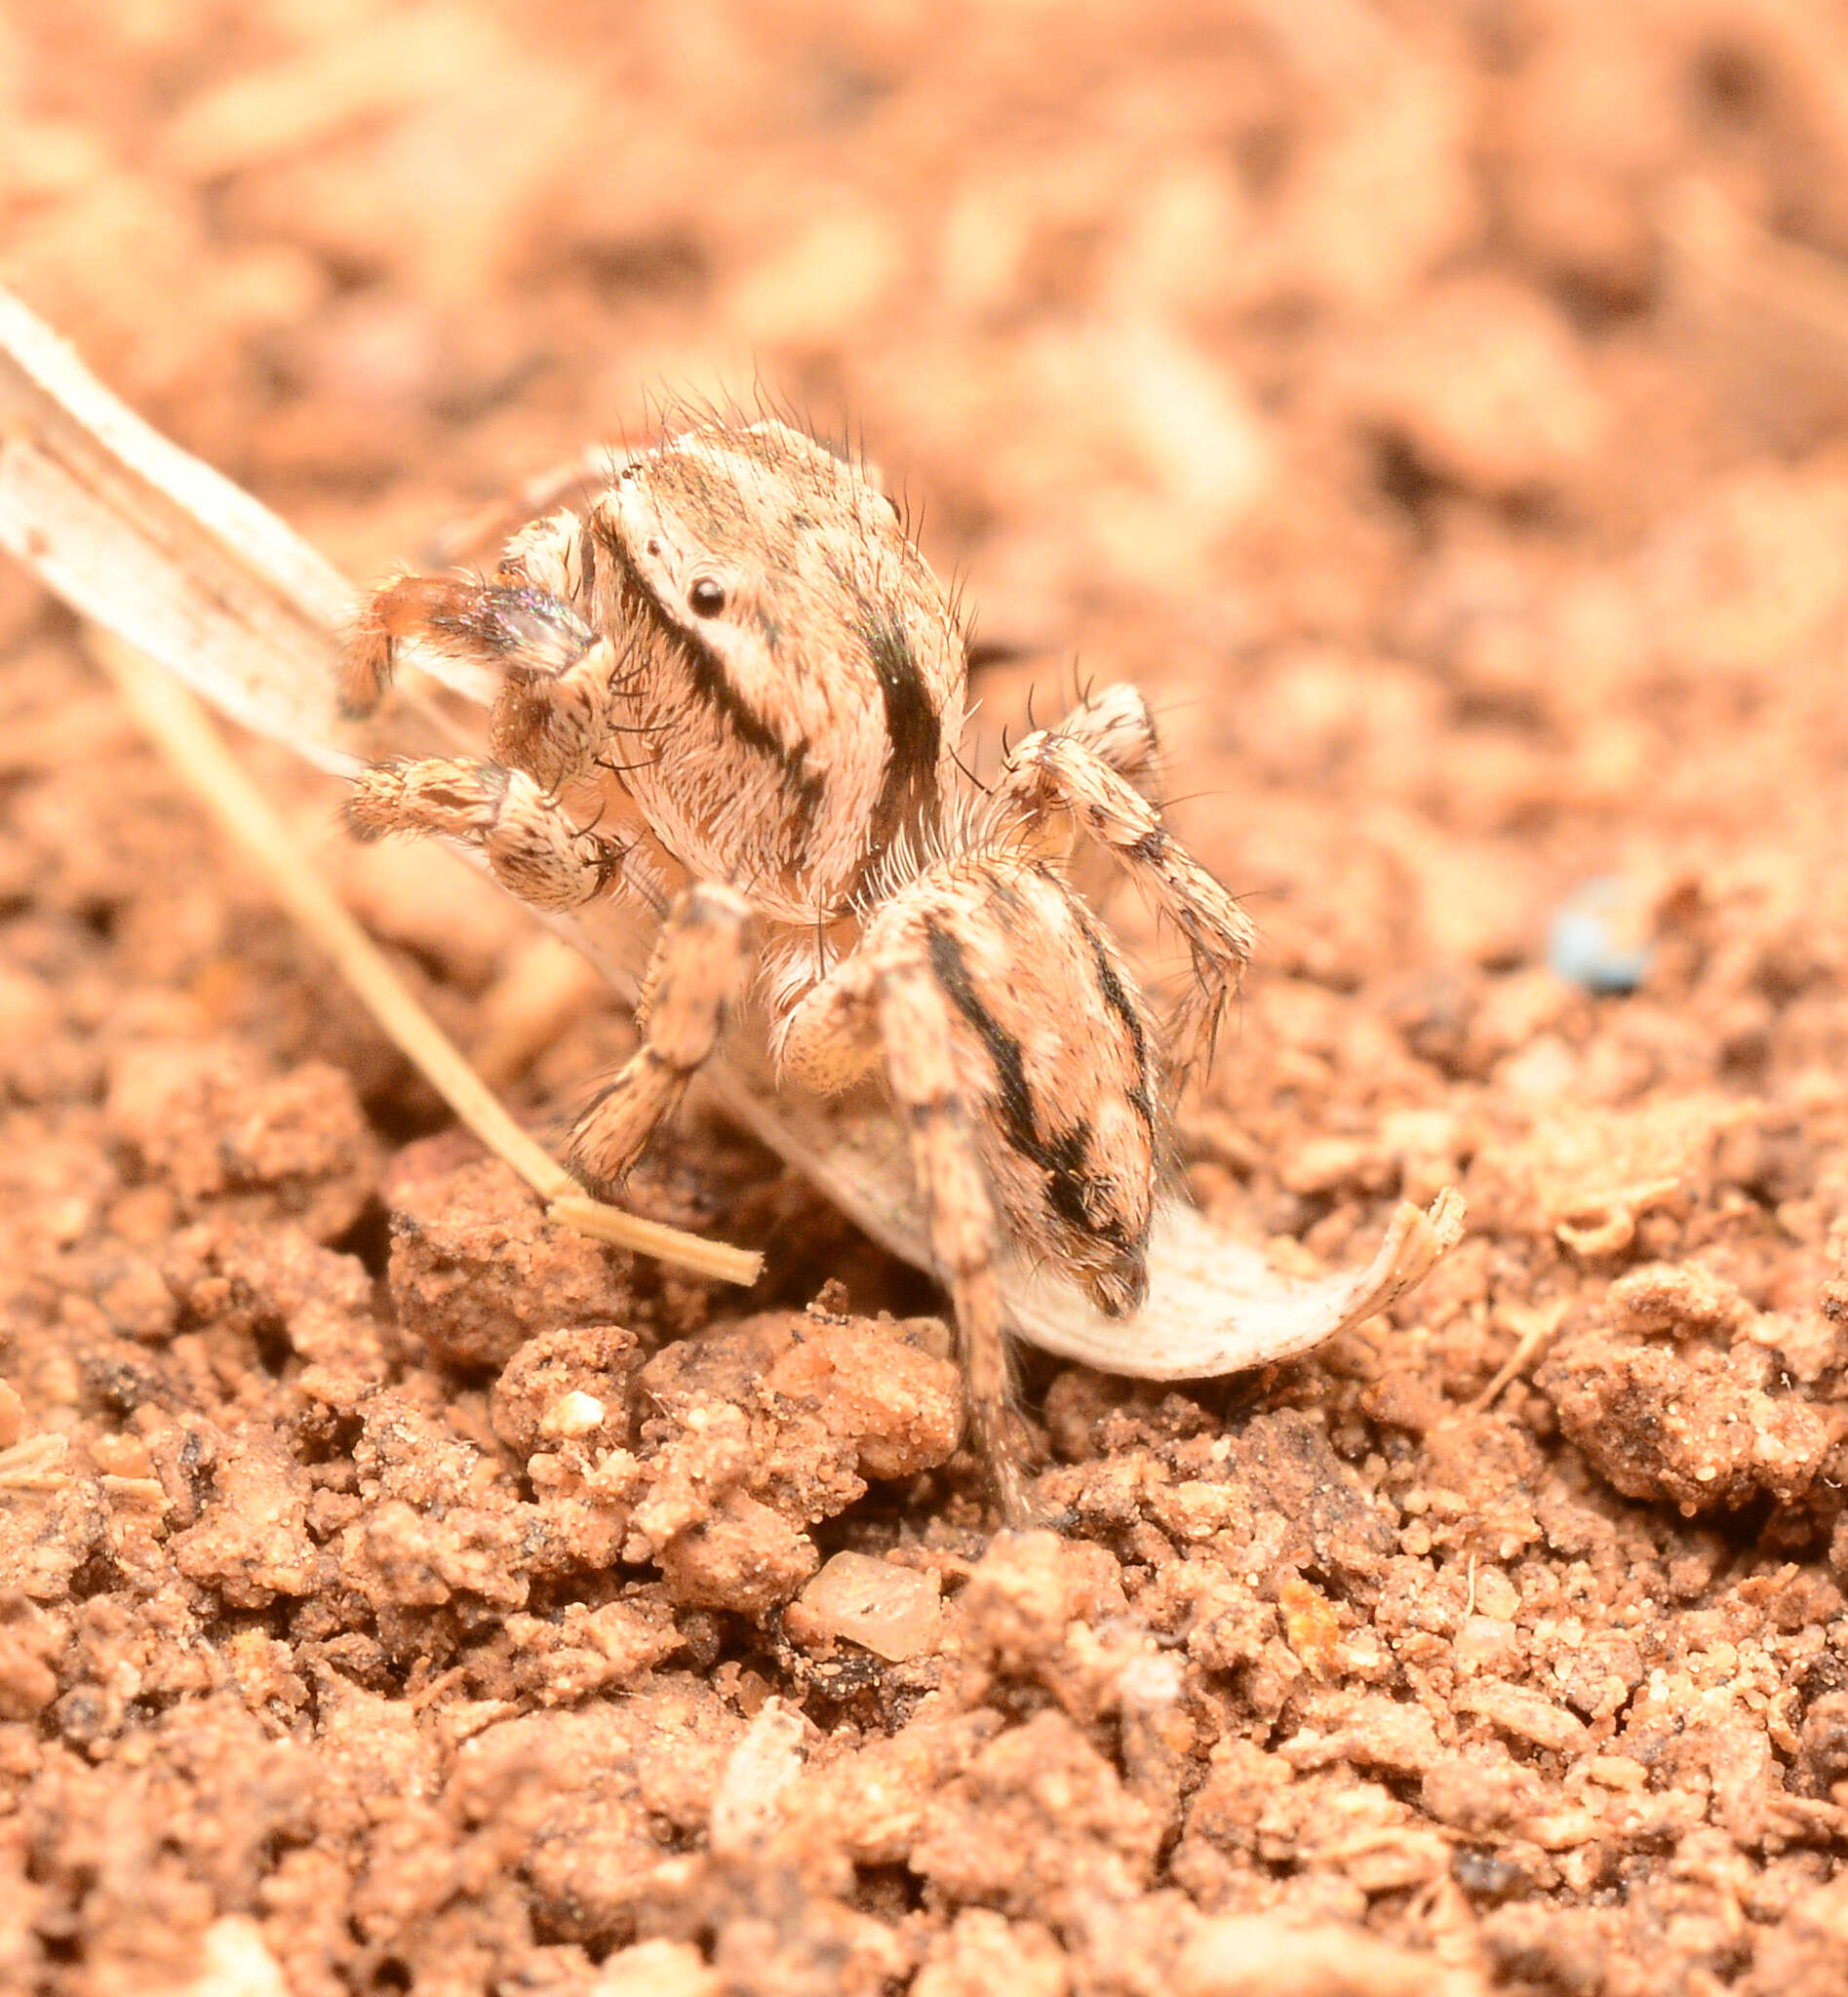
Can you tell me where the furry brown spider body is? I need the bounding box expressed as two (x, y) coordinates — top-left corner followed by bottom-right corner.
(342, 415), (1253, 1523)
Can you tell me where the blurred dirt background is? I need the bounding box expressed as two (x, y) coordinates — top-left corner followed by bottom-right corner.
(6, 2), (1848, 1993)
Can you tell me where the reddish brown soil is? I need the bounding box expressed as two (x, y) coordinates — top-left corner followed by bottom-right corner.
(6, 6), (1848, 1994)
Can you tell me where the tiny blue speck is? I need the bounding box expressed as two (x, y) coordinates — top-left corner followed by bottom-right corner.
(1549, 878), (1651, 996)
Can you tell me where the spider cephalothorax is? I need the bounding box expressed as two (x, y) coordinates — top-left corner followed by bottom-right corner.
(342, 413), (1253, 1523)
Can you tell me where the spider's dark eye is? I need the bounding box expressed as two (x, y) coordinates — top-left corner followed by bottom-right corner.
(688, 577), (727, 616)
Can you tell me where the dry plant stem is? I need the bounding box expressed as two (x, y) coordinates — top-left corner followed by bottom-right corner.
(88, 627), (762, 1288)
(1467, 1301), (1571, 1415)
(0, 288), (359, 772)
(0, 285), (1464, 1375)
(0, 1433), (70, 1493)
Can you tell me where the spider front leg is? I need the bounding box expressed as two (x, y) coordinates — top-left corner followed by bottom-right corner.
(568, 883), (756, 1193)
(343, 527), (615, 793)
(1023, 680), (1166, 907)
(1046, 680), (1164, 803)
(347, 756), (624, 912)
(880, 957), (1035, 1526)
(998, 726), (1254, 1070)
(781, 948), (1036, 1528)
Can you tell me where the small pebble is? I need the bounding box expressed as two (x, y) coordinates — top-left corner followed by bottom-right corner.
(788, 1551), (942, 1663)
(541, 1390), (607, 1439)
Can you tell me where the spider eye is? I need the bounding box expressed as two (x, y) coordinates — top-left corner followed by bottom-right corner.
(688, 577), (727, 616)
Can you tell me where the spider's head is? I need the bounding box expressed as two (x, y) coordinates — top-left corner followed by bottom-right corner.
(584, 416), (967, 908)
(588, 417), (957, 707)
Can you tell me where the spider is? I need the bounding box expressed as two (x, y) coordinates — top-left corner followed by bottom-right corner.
(340, 414), (1254, 1525)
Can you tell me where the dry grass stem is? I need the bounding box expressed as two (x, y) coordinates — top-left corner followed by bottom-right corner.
(88, 626), (762, 1287)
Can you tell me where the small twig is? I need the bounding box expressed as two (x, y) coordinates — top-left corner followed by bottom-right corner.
(89, 628), (761, 1288)
(1467, 1301), (1570, 1415)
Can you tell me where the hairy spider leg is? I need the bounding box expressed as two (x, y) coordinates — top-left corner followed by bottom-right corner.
(346, 756), (626, 912)
(997, 726), (1252, 1072)
(568, 882), (756, 1191)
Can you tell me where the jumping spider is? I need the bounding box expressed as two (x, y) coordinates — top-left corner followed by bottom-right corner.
(341, 415), (1254, 1524)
